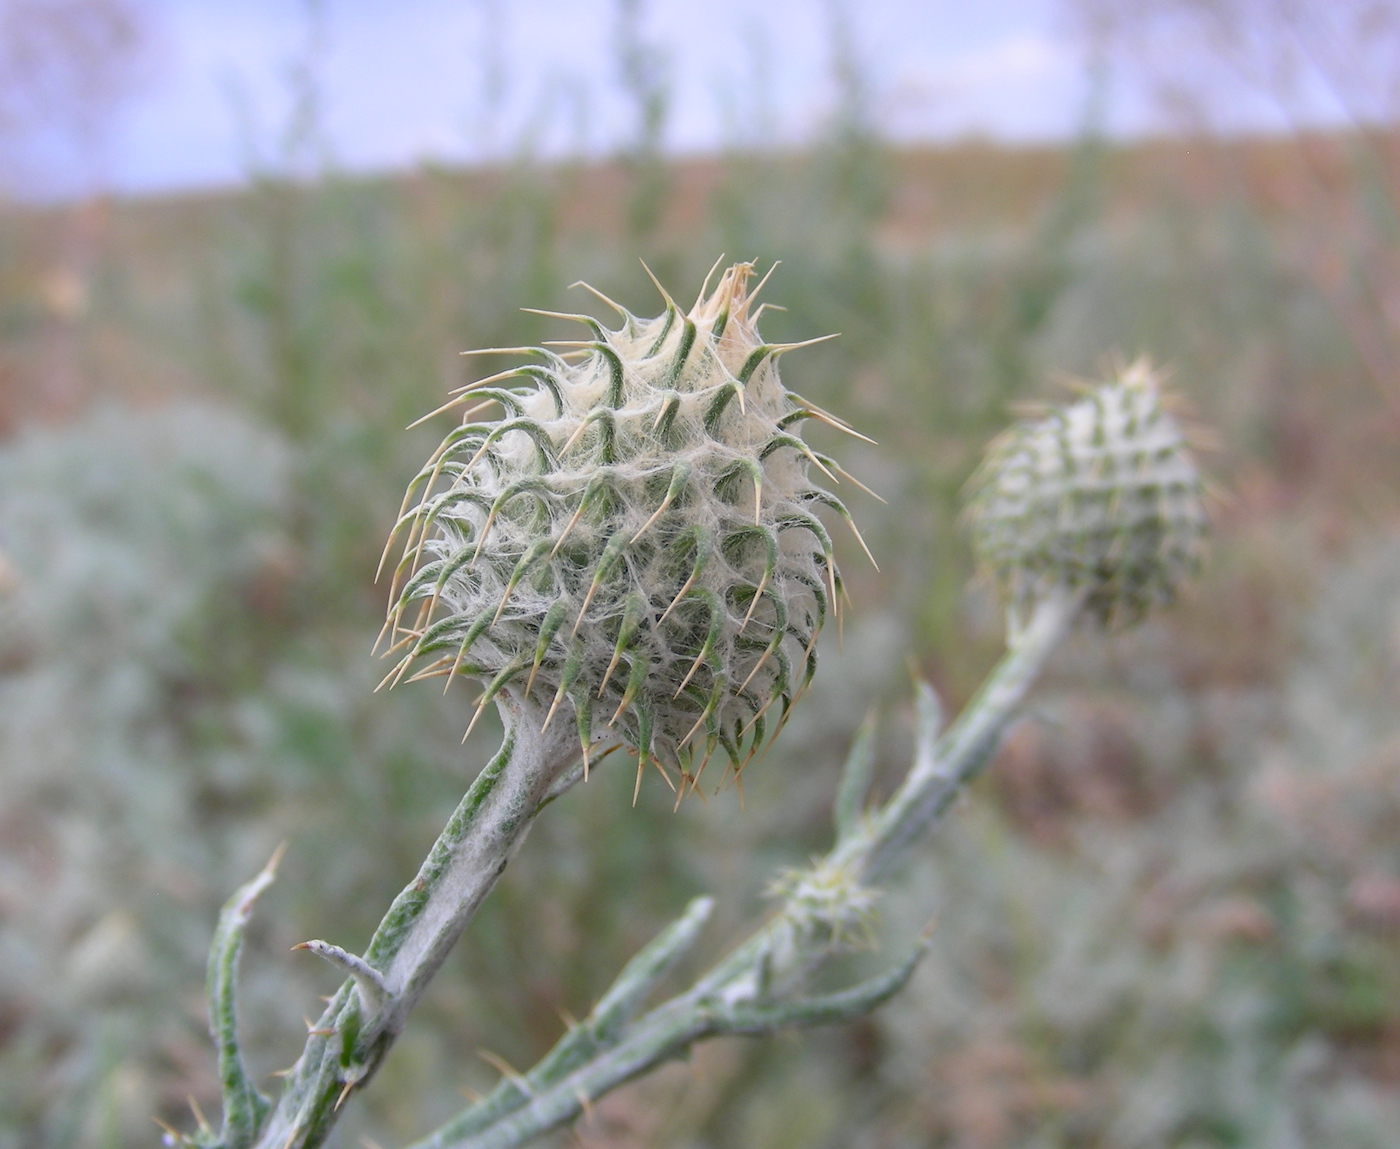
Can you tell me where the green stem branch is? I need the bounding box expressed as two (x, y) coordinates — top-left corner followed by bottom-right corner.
(245, 695), (579, 1149)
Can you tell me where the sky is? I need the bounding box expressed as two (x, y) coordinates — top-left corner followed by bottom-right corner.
(0, 0), (1362, 199)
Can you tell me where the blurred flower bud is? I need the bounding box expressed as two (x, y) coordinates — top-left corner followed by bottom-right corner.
(965, 359), (1207, 626)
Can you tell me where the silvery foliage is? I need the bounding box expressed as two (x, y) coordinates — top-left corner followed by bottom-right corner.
(0, 404), (293, 1146)
(1286, 533), (1400, 766)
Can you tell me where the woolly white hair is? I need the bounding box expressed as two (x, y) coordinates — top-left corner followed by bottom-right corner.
(380, 262), (871, 796)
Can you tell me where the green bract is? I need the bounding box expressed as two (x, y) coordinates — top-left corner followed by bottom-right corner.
(966, 360), (1207, 626)
(381, 263), (868, 794)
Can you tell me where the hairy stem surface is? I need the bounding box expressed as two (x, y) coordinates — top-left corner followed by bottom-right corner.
(250, 694), (579, 1149)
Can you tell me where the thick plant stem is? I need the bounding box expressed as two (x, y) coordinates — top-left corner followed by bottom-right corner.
(250, 694), (579, 1149)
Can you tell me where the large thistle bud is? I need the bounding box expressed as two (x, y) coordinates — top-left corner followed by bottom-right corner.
(965, 359), (1206, 627)
(380, 262), (869, 794)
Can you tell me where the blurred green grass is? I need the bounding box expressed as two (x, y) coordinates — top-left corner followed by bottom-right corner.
(2, 114), (1400, 1148)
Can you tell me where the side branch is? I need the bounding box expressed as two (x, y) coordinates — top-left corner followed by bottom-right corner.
(858, 586), (1084, 881)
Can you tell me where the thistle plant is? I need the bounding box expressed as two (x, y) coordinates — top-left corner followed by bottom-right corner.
(379, 259), (868, 798)
(181, 272), (1206, 1149)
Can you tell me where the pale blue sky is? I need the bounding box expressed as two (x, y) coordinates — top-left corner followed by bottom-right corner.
(10, 0), (1353, 198)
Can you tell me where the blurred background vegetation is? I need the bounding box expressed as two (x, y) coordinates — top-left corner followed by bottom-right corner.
(1, 1), (1400, 1146)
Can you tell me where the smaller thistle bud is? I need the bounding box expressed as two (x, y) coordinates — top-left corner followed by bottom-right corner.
(965, 359), (1207, 626)
(768, 857), (879, 952)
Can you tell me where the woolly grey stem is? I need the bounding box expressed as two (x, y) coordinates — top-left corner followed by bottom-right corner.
(247, 694), (579, 1149)
(411, 588), (1085, 1149)
(857, 585), (1084, 881)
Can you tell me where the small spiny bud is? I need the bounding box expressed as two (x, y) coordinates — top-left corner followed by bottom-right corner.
(965, 359), (1207, 626)
(380, 262), (869, 792)
(769, 857), (879, 951)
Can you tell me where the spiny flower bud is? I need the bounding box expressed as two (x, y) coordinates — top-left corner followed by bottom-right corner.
(965, 359), (1206, 626)
(380, 262), (870, 795)
(769, 858), (879, 951)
